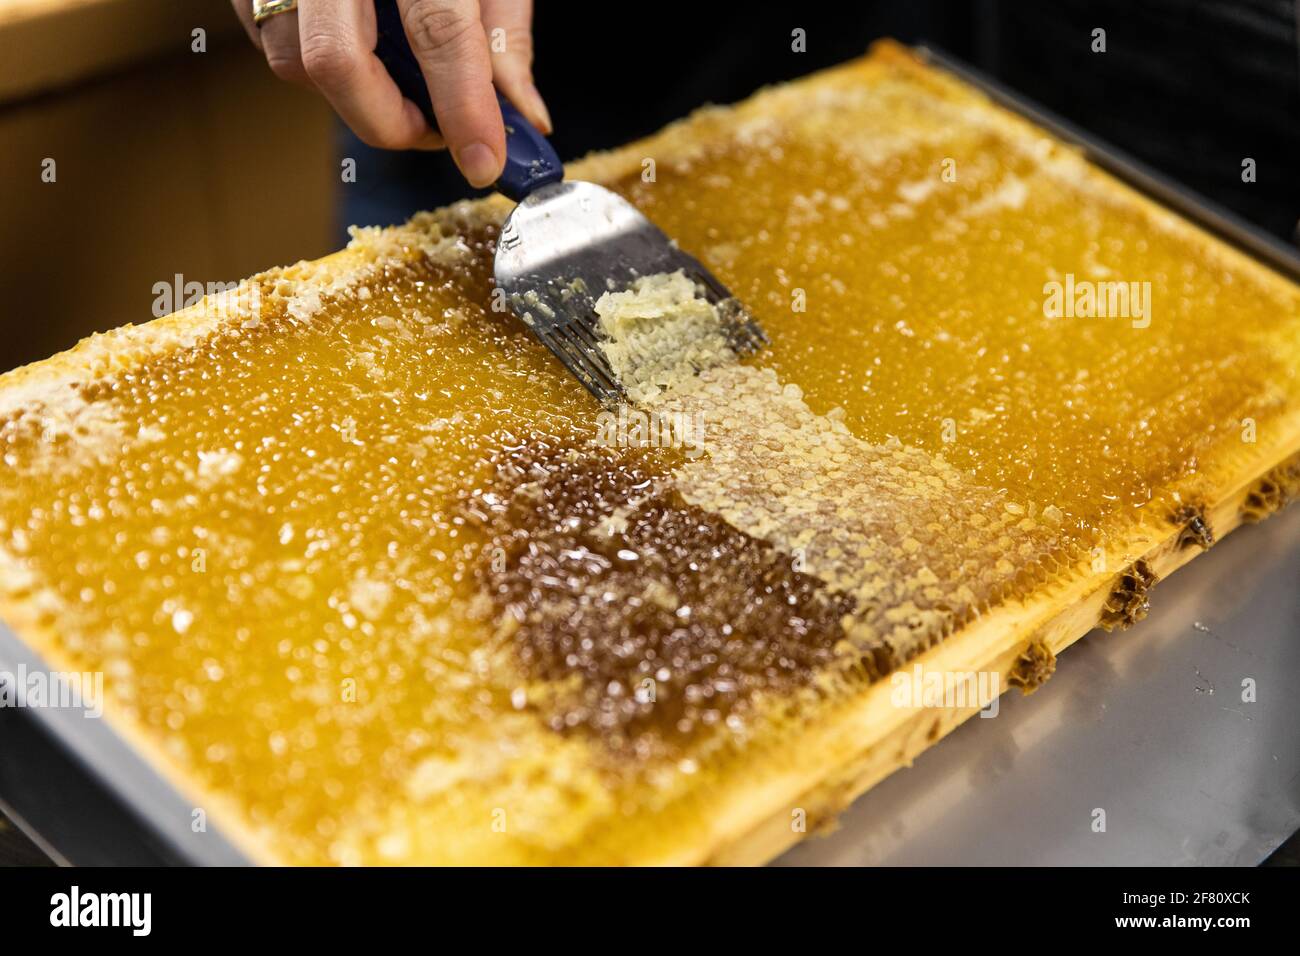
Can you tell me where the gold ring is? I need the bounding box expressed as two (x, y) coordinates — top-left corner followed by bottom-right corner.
(252, 0), (298, 25)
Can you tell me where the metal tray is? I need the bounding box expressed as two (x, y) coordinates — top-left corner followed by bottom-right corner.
(1, 45), (1298, 867)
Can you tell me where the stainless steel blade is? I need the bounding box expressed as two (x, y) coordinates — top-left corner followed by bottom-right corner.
(493, 181), (766, 405)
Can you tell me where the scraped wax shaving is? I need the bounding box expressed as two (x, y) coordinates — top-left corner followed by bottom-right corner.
(593, 271), (738, 401)
(591, 273), (1070, 669)
(1, 41), (1298, 865)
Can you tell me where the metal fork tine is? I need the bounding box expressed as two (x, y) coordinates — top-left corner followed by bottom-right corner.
(735, 320), (769, 352)
(544, 329), (598, 385)
(552, 330), (602, 386)
(545, 322), (620, 404)
(696, 272), (729, 302)
(549, 318), (602, 369)
(566, 315), (606, 353)
(568, 318), (619, 377)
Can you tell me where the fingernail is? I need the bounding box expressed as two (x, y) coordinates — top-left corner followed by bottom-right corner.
(528, 84), (553, 134)
(456, 142), (501, 188)
(416, 130), (446, 151)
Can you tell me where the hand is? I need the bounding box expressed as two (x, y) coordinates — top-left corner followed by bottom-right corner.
(233, 0), (551, 187)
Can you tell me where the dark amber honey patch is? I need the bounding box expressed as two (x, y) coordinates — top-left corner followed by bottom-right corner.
(459, 440), (860, 757)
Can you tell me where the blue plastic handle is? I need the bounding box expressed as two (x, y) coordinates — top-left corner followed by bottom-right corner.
(372, 0), (563, 201)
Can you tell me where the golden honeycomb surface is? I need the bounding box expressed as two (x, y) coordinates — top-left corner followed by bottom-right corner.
(1, 42), (1297, 864)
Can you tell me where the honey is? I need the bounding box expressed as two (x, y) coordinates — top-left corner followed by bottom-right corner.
(1, 42), (1297, 865)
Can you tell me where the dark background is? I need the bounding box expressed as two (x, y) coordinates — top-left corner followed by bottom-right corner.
(342, 0), (1300, 243)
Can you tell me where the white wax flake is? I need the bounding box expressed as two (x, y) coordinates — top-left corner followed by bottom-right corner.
(377, 831), (411, 860)
(347, 575), (392, 620)
(897, 178), (938, 204)
(196, 449), (243, 484)
(286, 286), (323, 321)
(965, 174), (1028, 218)
(593, 270), (737, 402)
